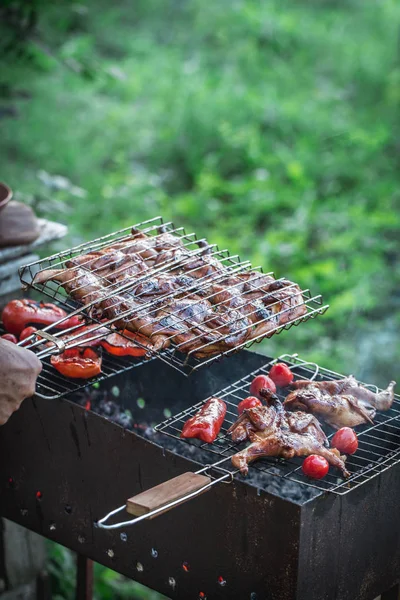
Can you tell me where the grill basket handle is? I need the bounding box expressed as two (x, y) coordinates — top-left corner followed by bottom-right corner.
(126, 472), (211, 519)
(96, 467), (234, 529)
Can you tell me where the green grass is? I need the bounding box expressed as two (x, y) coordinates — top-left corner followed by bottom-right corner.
(1, 1), (400, 595)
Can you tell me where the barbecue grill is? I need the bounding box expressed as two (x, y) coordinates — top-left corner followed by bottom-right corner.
(0, 350), (400, 600)
(1, 218), (399, 600)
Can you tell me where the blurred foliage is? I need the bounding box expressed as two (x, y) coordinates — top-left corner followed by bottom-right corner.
(1, 0), (400, 596)
(49, 543), (168, 599)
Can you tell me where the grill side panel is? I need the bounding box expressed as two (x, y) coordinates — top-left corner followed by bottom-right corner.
(297, 469), (400, 600)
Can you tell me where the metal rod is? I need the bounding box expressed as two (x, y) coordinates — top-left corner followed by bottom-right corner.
(75, 555), (93, 600)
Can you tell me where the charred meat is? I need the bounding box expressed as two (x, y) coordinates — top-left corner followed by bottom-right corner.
(229, 404), (349, 477)
(284, 378), (396, 429)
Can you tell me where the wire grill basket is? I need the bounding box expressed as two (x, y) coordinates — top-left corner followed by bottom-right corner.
(155, 354), (400, 496)
(18, 217), (328, 377)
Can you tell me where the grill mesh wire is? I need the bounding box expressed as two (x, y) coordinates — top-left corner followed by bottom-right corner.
(18, 216), (328, 377)
(0, 324), (153, 400)
(155, 354), (400, 495)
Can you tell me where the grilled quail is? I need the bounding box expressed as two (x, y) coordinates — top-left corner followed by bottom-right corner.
(290, 377), (396, 412)
(229, 404), (349, 477)
(284, 378), (396, 429)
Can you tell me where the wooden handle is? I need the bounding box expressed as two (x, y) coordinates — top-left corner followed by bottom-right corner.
(126, 472), (211, 519)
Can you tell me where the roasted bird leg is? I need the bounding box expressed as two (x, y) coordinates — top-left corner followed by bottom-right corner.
(232, 427), (349, 476)
(229, 405), (348, 476)
(291, 377), (396, 412)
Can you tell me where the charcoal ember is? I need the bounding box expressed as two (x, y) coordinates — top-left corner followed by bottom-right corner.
(142, 427), (320, 503)
(97, 398), (119, 417)
(112, 411), (134, 429)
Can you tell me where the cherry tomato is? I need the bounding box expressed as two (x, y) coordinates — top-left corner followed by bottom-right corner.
(302, 455), (329, 479)
(1, 333), (18, 344)
(331, 427), (358, 455)
(249, 375), (276, 398)
(237, 396), (262, 415)
(268, 363), (294, 387)
(19, 326), (38, 343)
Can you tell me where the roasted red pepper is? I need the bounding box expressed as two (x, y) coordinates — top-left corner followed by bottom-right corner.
(101, 330), (152, 357)
(57, 324), (110, 348)
(1, 333), (17, 344)
(19, 326), (38, 343)
(51, 347), (102, 379)
(181, 397), (227, 443)
(237, 396), (262, 415)
(2, 299), (81, 336)
(55, 325), (152, 357)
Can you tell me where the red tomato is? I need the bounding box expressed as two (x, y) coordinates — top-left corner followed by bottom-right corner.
(237, 396), (262, 415)
(268, 363), (294, 387)
(19, 326), (38, 342)
(51, 347), (102, 379)
(302, 455), (329, 479)
(249, 375), (276, 398)
(1, 333), (18, 344)
(331, 428), (358, 455)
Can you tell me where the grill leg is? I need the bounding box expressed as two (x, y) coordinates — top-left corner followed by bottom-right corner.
(381, 583), (400, 600)
(75, 555), (93, 600)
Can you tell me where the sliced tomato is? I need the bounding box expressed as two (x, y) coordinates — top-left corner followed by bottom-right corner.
(51, 347), (102, 379)
(101, 330), (152, 357)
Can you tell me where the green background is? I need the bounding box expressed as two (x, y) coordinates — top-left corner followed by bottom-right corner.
(1, 0), (399, 597)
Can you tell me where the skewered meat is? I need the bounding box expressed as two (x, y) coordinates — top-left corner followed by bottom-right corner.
(290, 377), (396, 412)
(284, 385), (376, 429)
(229, 404), (349, 477)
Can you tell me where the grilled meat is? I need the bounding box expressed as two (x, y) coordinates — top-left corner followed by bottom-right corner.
(290, 377), (396, 412)
(98, 294), (170, 351)
(33, 228), (308, 359)
(232, 426), (348, 477)
(284, 385), (376, 429)
(33, 267), (106, 306)
(229, 404), (349, 477)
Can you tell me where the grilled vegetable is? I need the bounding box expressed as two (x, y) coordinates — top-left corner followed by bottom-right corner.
(181, 397), (227, 443)
(302, 455), (329, 479)
(331, 427), (358, 455)
(2, 299), (81, 336)
(250, 374), (276, 398)
(101, 330), (152, 357)
(237, 396), (262, 415)
(269, 363), (293, 387)
(1, 333), (17, 344)
(51, 347), (102, 379)
(19, 326), (38, 342)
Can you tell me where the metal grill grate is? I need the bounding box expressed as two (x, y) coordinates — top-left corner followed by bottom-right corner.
(18, 217), (328, 376)
(0, 324), (153, 400)
(155, 354), (400, 495)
